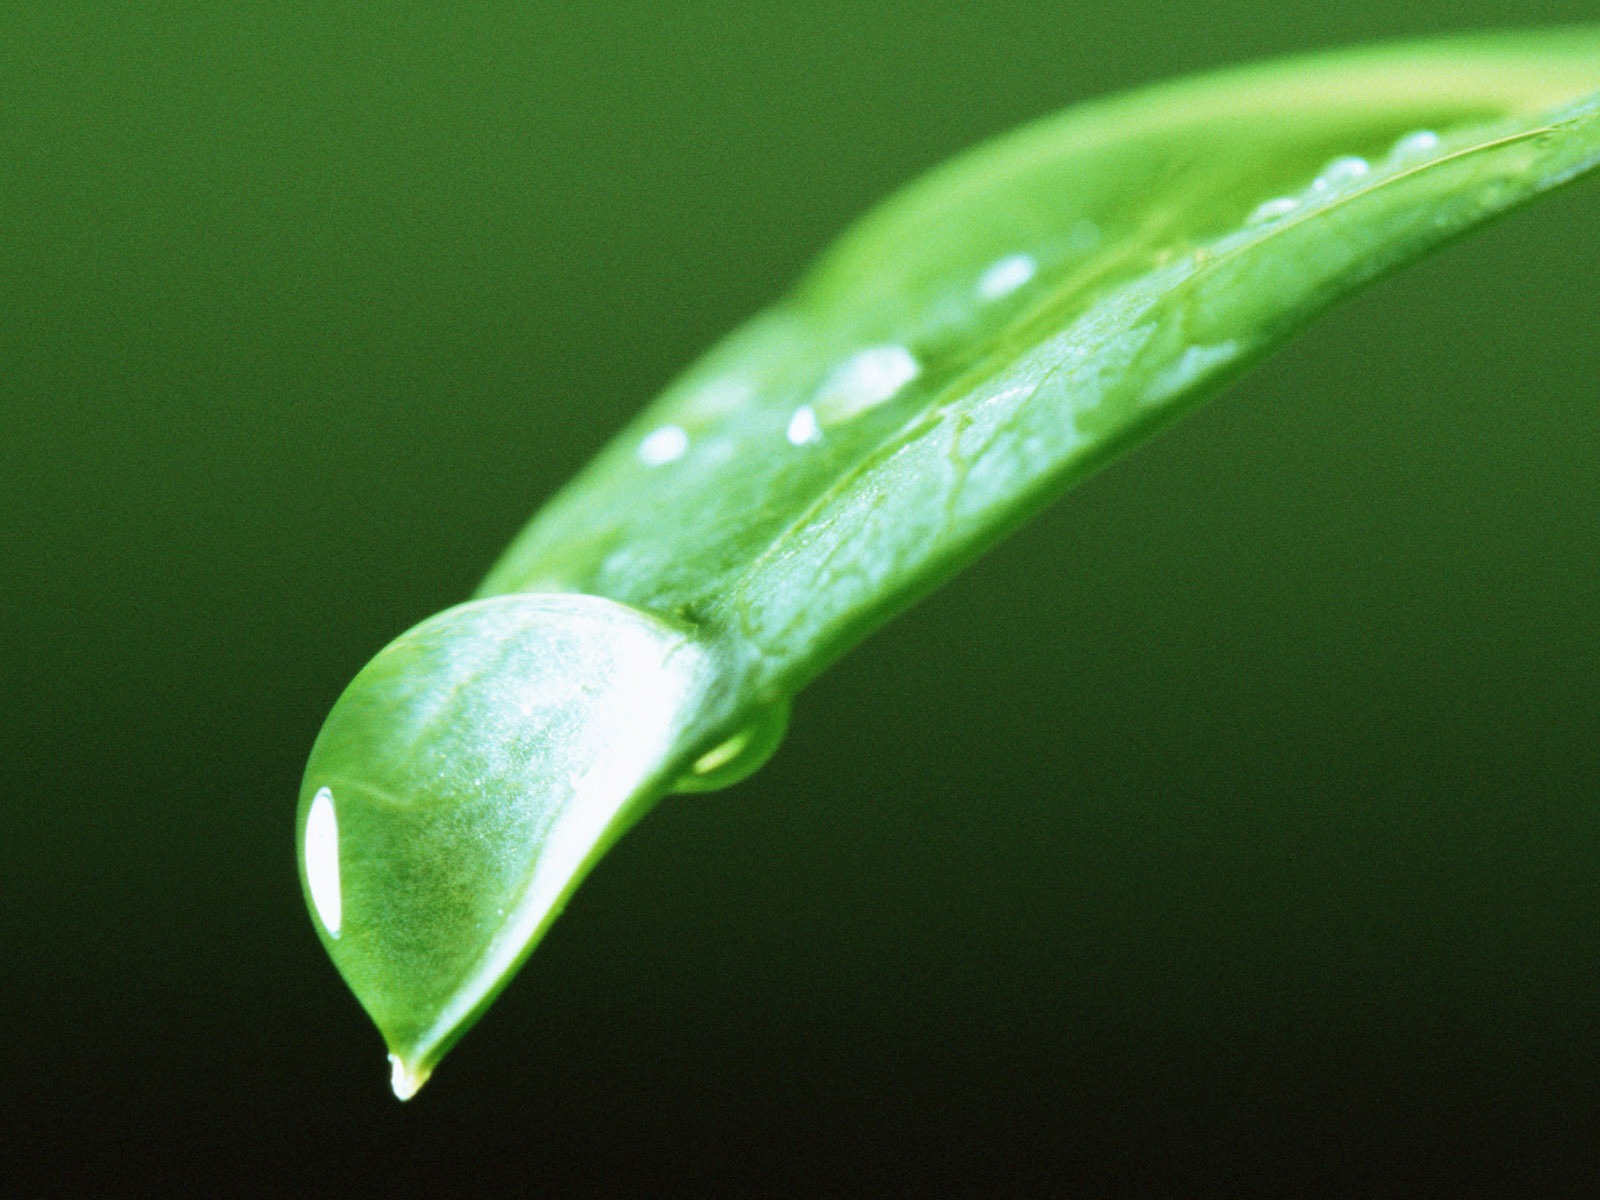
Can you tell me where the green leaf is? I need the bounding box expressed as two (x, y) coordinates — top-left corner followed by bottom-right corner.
(298, 28), (1600, 1096)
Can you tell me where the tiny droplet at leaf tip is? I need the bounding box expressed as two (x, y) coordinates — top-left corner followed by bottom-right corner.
(388, 1053), (430, 1101)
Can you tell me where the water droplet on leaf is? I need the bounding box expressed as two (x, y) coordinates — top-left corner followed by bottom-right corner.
(976, 253), (1037, 301)
(1246, 196), (1300, 226)
(786, 405), (822, 446)
(1390, 129), (1442, 159)
(812, 346), (921, 427)
(1312, 155), (1371, 191)
(673, 699), (792, 794)
(297, 593), (717, 1097)
(638, 425), (689, 465)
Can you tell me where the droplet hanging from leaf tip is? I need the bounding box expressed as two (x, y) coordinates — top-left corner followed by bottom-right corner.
(297, 593), (723, 1089)
(389, 1054), (429, 1101)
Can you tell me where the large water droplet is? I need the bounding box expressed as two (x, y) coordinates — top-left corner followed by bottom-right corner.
(298, 593), (717, 1097)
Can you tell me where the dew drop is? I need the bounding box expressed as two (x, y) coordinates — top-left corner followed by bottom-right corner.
(786, 404), (822, 446)
(305, 786), (342, 938)
(1312, 155), (1370, 192)
(976, 253), (1037, 301)
(1246, 196), (1299, 226)
(673, 699), (792, 794)
(1391, 129), (1441, 160)
(389, 1053), (428, 1101)
(300, 593), (715, 1094)
(637, 424), (689, 465)
(812, 345), (921, 426)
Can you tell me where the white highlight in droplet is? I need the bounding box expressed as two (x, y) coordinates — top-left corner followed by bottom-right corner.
(1391, 129), (1441, 159)
(637, 424), (689, 465)
(305, 786), (342, 938)
(786, 405), (822, 446)
(977, 253), (1037, 301)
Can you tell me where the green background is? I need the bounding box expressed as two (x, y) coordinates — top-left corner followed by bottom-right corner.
(4, 3), (1598, 1192)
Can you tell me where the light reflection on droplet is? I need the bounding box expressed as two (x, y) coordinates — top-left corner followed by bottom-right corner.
(637, 425), (689, 465)
(786, 405), (822, 446)
(305, 786), (342, 938)
(977, 253), (1037, 301)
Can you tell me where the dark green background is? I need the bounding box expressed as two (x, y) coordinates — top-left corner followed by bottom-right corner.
(4, 3), (1598, 1193)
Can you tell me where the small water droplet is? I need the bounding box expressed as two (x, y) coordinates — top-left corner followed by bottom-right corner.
(786, 404), (822, 446)
(1246, 196), (1299, 226)
(976, 253), (1037, 301)
(812, 345), (921, 426)
(1391, 129), (1441, 160)
(389, 1053), (429, 1101)
(637, 424), (689, 465)
(1312, 155), (1370, 192)
(305, 786), (342, 938)
(673, 699), (792, 794)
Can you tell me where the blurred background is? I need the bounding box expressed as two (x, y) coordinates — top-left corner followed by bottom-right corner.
(4, 3), (1598, 1193)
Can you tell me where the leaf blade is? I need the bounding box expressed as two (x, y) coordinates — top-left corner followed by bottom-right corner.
(481, 29), (1600, 699)
(305, 29), (1600, 1091)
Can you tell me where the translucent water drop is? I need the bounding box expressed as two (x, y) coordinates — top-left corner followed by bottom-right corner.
(672, 699), (792, 794)
(298, 593), (716, 1098)
(811, 345), (921, 426)
(786, 405), (822, 446)
(389, 1053), (425, 1101)
(638, 424), (689, 465)
(1312, 155), (1370, 192)
(976, 253), (1037, 301)
(1391, 129), (1441, 160)
(1246, 196), (1299, 226)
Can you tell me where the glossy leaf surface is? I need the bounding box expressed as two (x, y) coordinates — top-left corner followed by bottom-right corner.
(300, 28), (1600, 1095)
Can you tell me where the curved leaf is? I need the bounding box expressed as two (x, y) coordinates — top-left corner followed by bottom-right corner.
(299, 28), (1600, 1095)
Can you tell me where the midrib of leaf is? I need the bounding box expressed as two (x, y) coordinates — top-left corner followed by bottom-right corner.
(711, 92), (1600, 698)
